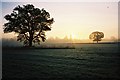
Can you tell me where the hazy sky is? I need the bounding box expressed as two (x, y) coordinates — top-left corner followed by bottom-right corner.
(1, 2), (118, 40)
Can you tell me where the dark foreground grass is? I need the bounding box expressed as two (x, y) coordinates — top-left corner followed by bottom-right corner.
(2, 45), (120, 80)
(2, 46), (75, 50)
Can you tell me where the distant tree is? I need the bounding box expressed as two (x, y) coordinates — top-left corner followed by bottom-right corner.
(89, 31), (104, 43)
(4, 4), (54, 47)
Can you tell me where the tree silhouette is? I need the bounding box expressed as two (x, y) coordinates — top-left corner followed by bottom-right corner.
(4, 4), (54, 47)
(89, 31), (104, 43)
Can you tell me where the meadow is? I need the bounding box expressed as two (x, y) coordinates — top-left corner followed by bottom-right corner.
(2, 43), (120, 79)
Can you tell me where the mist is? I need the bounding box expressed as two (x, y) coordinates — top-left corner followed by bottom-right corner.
(1, 37), (119, 48)
(2, 38), (22, 47)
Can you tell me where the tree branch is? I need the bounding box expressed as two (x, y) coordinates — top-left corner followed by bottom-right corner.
(24, 33), (29, 40)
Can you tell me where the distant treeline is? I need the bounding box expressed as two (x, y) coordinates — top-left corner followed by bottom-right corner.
(1, 38), (120, 47)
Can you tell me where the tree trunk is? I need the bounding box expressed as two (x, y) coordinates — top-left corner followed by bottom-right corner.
(97, 40), (98, 43)
(96, 33), (98, 44)
(29, 39), (32, 47)
(29, 32), (33, 47)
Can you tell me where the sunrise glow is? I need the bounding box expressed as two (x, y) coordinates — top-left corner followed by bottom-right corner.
(1, 2), (118, 41)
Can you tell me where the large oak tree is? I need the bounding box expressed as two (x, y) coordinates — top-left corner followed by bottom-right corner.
(4, 4), (54, 47)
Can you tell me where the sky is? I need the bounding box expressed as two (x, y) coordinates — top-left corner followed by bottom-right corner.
(1, 1), (119, 40)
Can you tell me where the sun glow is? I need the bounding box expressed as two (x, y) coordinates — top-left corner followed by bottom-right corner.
(70, 33), (79, 39)
(69, 33), (88, 40)
(1, 2), (118, 41)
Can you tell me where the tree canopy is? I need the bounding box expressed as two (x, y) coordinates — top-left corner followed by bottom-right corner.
(89, 31), (104, 43)
(4, 4), (54, 47)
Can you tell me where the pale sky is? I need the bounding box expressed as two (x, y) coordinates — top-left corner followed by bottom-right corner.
(1, 2), (118, 40)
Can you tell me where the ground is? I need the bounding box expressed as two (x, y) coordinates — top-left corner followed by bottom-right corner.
(2, 43), (120, 80)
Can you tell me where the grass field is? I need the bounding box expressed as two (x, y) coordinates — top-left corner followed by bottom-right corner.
(2, 43), (120, 79)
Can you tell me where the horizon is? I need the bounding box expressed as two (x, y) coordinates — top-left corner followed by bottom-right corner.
(1, 35), (118, 44)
